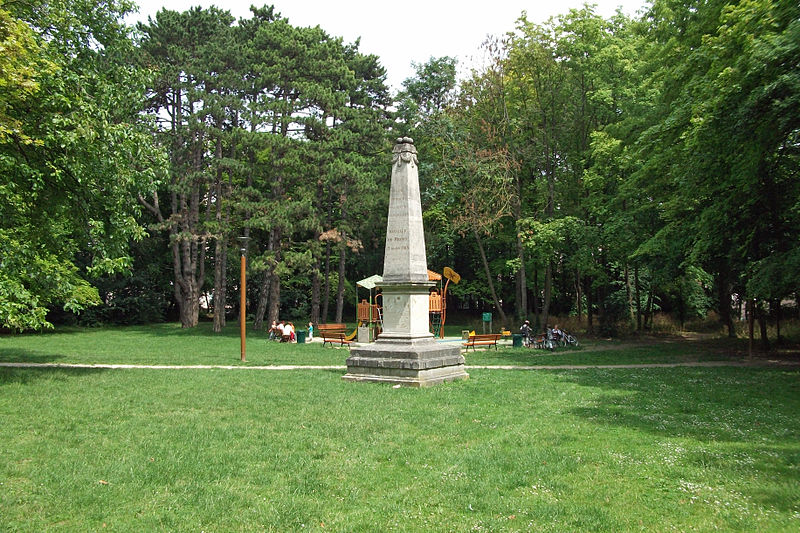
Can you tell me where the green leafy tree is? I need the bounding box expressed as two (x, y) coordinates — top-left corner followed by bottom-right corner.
(138, 7), (237, 328)
(0, 0), (164, 330)
(505, 13), (579, 329)
(630, 0), (800, 341)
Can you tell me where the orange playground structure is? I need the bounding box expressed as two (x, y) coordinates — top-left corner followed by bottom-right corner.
(355, 268), (460, 340)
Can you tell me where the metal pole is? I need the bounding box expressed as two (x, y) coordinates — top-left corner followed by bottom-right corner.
(240, 251), (246, 361)
(238, 236), (250, 362)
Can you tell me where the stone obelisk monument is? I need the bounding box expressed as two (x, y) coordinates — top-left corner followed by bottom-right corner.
(343, 137), (468, 387)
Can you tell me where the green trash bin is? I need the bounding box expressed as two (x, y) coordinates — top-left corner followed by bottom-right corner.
(512, 333), (523, 348)
(296, 330), (307, 344)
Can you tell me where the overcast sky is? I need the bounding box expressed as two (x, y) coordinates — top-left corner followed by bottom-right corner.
(127, 1), (649, 91)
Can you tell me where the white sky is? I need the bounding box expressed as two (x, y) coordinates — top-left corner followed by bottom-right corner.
(127, 1), (649, 92)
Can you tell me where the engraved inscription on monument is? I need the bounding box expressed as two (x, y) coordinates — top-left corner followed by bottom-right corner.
(382, 138), (429, 284)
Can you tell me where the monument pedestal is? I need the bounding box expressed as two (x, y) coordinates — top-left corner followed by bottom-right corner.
(344, 282), (468, 387)
(344, 337), (467, 387)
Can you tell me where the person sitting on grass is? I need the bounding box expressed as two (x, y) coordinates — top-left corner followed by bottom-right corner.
(268, 320), (279, 341)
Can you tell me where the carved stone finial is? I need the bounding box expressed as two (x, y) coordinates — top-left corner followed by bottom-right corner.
(392, 136), (418, 165)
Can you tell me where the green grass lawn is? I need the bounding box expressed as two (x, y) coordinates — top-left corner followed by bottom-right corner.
(1, 324), (799, 531)
(0, 322), (747, 367)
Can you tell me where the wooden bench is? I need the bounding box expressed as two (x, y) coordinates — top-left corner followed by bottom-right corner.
(462, 333), (502, 351)
(321, 332), (352, 347)
(318, 323), (351, 347)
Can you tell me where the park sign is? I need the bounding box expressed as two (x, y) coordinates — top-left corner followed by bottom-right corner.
(343, 138), (468, 387)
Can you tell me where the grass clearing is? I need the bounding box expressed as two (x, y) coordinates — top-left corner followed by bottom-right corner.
(1, 324), (799, 530)
(0, 322), (748, 368)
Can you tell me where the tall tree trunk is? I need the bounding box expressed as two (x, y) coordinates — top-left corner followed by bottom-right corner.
(142, 87), (206, 330)
(335, 241), (346, 323)
(253, 270), (270, 330)
(515, 233), (528, 321)
(540, 126), (555, 331)
(512, 175), (528, 321)
(310, 237), (321, 326)
(175, 122), (206, 328)
(585, 276), (594, 333)
(175, 191), (205, 326)
(716, 266), (735, 337)
(253, 229), (276, 330)
(335, 187), (349, 324)
(178, 283), (200, 328)
(321, 240), (331, 323)
(473, 227), (508, 327)
(267, 272), (280, 325)
(267, 228), (282, 324)
(310, 169), (326, 326)
(212, 237), (227, 332)
(747, 298), (755, 358)
(634, 265), (642, 331)
(212, 133), (226, 333)
(625, 263), (635, 328)
(517, 233), (528, 320)
(575, 272), (582, 322)
(541, 261), (552, 330)
(533, 267), (541, 330)
(758, 302), (769, 351)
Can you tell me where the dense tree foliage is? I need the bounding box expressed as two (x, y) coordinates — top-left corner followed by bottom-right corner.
(404, 0), (798, 341)
(137, 5), (391, 329)
(3, 1), (797, 347)
(0, 0), (163, 330)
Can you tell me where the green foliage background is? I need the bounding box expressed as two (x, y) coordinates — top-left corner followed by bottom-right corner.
(1, 0), (798, 338)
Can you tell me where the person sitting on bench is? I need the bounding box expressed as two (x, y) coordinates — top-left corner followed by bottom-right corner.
(284, 322), (296, 342)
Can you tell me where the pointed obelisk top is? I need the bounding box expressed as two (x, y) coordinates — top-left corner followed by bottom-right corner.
(382, 137), (430, 285)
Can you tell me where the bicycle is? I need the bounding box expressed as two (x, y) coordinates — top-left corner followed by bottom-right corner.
(560, 331), (579, 347)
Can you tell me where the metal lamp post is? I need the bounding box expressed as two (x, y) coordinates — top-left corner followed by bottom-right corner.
(238, 236), (250, 362)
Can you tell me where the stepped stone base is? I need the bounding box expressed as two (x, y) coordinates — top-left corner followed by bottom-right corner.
(343, 337), (468, 387)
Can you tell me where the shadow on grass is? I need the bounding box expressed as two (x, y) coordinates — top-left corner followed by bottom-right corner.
(98, 322), (255, 340)
(0, 322), (273, 341)
(465, 345), (586, 366)
(465, 337), (748, 366)
(0, 349), (65, 364)
(0, 366), (108, 387)
(558, 366), (800, 441)
(554, 366), (800, 510)
(136, 322), (347, 340)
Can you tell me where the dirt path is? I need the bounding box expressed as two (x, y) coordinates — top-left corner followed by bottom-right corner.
(2, 360), (798, 371)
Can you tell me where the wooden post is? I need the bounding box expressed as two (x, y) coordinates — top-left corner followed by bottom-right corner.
(238, 236), (250, 362)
